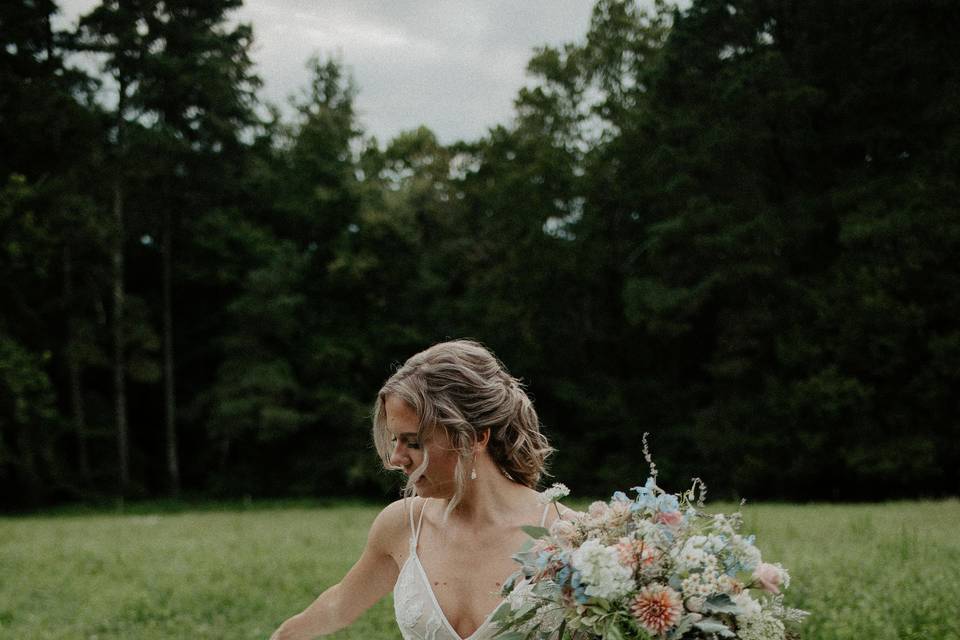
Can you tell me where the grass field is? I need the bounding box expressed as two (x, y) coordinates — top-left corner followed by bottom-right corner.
(2, 499), (958, 639)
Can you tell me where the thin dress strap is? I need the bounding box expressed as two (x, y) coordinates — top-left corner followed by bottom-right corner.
(407, 496), (417, 539)
(412, 497), (428, 545)
(539, 502), (551, 527)
(539, 501), (565, 527)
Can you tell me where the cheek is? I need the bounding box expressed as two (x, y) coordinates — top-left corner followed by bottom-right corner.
(426, 446), (460, 476)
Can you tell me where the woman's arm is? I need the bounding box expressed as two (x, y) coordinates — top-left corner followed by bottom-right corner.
(269, 499), (408, 640)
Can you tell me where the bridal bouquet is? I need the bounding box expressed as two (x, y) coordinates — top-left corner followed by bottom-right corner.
(493, 438), (807, 640)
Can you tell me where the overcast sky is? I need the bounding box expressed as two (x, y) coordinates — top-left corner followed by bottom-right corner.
(55, 0), (597, 144)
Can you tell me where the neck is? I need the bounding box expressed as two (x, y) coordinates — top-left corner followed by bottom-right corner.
(447, 457), (535, 525)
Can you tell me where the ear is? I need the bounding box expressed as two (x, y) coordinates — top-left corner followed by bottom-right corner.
(475, 428), (491, 451)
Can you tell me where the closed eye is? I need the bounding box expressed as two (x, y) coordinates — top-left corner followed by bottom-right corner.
(390, 436), (420, 450)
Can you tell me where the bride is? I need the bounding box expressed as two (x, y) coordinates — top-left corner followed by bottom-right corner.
(270, 339), (572, 640)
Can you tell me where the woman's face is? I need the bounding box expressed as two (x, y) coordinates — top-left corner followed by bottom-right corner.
(385, 394), (460, 498)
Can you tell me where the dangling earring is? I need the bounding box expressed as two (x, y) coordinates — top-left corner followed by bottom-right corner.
(470, 466), (478, 480)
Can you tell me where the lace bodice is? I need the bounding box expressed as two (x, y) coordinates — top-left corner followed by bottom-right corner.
(393, 497), (551, 640)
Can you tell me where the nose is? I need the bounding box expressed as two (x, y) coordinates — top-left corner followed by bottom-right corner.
(389, 442), (410, 470)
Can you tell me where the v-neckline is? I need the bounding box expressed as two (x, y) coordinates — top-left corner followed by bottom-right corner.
(402, 497), (552, 640)
(408, 542), (504, 640)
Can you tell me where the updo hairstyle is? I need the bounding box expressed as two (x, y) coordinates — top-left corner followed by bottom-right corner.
(372, 339), (554, 516)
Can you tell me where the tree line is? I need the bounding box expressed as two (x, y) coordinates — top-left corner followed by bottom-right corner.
(2, 0), (957, 510)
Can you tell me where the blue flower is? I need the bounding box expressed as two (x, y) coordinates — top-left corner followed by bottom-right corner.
(631, 477), (659, 510)
(657, 493), (679, 513)
(631, 477), (657, 496)
(723, 555), (741, 576)
(611, 490), (629, 502)
(571, 570), (588, 604)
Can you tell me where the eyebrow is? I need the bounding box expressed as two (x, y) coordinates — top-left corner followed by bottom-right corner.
(387, 429), (419, 437)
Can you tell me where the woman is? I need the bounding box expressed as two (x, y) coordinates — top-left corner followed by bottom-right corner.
(270, 339), (572, 640)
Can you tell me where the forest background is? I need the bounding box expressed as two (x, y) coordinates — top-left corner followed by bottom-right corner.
(2, 0), (958, 512)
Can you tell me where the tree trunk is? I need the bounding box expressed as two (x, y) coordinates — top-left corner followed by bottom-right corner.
(162, 205), (180, 497)
(63, 242), (90, 485)
(113, 79), (129, 500)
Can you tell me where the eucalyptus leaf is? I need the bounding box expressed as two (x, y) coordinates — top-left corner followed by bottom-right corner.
(501, 573), (519, 595)
(669, 614), (695, 637)
(515, 602), (536, 619)
(606, 621), (626, 640)
(694, 618), (736, 637)
(704, 593), (740, 614)
(514, 608), (538, 626)
(521, 525), (550, 539)
(591, 597), (612, 612)
(532, 581), (560, 598)
(491, 602), (514, 624)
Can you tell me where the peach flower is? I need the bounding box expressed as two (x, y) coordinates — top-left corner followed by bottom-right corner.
(655, 510), (683, 527)
(753, 562), (784, 594)
(549, 518), (577, 547)
(630, 584), (683, 635)
(588, 500), (610, 518)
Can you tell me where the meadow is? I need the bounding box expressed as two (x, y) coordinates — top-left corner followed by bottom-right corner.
(2, 499), (958, 639)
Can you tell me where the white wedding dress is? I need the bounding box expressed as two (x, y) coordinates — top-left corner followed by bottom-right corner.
(393, 497), (552, 640)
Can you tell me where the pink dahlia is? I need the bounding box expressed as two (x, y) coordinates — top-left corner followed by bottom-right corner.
(629, 584), (683, 635)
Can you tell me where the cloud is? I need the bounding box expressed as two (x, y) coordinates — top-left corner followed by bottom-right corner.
(54, 0), (596, 144)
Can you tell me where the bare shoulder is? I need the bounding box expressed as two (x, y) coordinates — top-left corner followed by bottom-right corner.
(368, 497), (415, 556)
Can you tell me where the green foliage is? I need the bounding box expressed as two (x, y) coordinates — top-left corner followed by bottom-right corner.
(0, 0), (957, 505)
(0, 173), (87, 504)
(0, 333), (59, 452)
(615, 0), (960, 498)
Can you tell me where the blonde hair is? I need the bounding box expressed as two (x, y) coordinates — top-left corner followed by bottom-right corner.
(372, 339), (554, 518)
